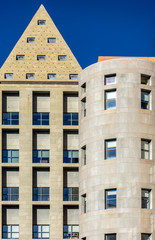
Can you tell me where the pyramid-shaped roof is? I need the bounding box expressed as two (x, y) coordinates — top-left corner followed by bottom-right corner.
(0, 5), (82, 82)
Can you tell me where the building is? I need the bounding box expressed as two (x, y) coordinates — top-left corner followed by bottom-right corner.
(0, 5), (81, 240)
(0, 4), (155, 240)
(79, 57), (155, 240)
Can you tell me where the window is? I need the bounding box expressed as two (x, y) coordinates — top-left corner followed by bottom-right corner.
(141, 74), (150, 85)
(141, 233), (151, 240)
(105, 139), (116, 159)
(69, 74), (78, 80)
(37, 55), (46, 61)
(33, 225), (50, 239)
(105, 74), (116, 85)
(26, 73), (35, 79)
(81, 83), (86, 94)
(105, 234), (116, 240)
(141, 139), (151, 159)
(47, 74), (56, 79)
(105, 189), (117, 209)
(16, 55), (25, 60)
(4, 73), (13, 79)
(142, 189), (151, 209)
(58, 55), (67, 61)
(141, 90), (150, 110)
(3, 225), (19, 239)
(81, 146), (86, 165)
(38, 20), (46, 25)
(48, 38), (56, 43)
(82, 194), (86, 213)
(27, 37), (35, 43)
(81, 98), (86, 117)
(105, 90), (116, 109)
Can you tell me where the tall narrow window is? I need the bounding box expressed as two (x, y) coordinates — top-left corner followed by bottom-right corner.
(142, 189), (151, 209)
(105, 139), (116, 159)
(81, 146), (86, 165)
(82, 194), (86, 213)
(141, 139), (151, 159)
(141, 74), (150, 85)
(105, 189), (117, 209)
(141, 233), (151, 240)
(81, 98), (86, 117)
(105, 90), (116, 109)
(105, 234), (116, 240)
(141, 90), (150, 110)
(81, 83), (86, 94)
(105, 74), (116, 85)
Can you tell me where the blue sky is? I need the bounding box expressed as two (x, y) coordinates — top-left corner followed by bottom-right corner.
(0, 0), (155, 69)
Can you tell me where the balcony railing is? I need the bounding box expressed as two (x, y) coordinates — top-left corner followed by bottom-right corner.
(33, 150), (49, 163)
(2, 150), (19, 163)
(33, 187), (50, 201)
(3, 225), (19, 239)
(63, 225), (79, 239)
(63, 187), (79, 201)
(63, 150), (79, 163)
(2, 187), (19, 201)
(33, 225), (50, 239)
(63, 113), (78, 125)
(2, 112), (19, 125)
(33, 112), (49, 125)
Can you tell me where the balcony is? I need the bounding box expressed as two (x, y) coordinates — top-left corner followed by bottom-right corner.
(33, 150), (49, 163)
(63, 187), (79, 201)
(2, 112), (19, 125)
(33, 113), (49, 125)
(33, 225), (50, 239)
(3, 225), (19, 239)
(63, 225), (79, 239)
(2, 150), (19, 163)
(2, 187), (19, 201)
(63, 150), (79, 163)
(33, 187), (50, 201)
(63, 113), (78, 125)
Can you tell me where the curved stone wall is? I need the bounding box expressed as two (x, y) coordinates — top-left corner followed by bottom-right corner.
(79, 58), (155, 240)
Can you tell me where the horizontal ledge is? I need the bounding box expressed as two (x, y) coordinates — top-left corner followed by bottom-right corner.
(0, 81), (79, 85)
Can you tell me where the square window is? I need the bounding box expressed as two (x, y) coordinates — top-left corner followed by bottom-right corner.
(37, 55), (46, 61)
(105, 189), (117, 209)
(58, 55), (67, 61)
(105, 139), (116, 159)
(105, 74), (116, 85)
(38, 20), (46, 25)
(105, 90), (116, 110)
(69, 74), (78, 80)
(141, 233), (151, 240)
(27, 37), (35, 43)
(16, 55), (25, 60)
(81, 98), (86, 117)
(141, 74), (151, 85)
(142, 189), (151, 209)
(82, 194), (86, 213)
(47, 74), (56, 79)
(105, 234), (116, 240)
(4, 73), (13, 79)
(141, 90), (150, 110)
(26, 73), (35, 79)
(141, 139), (151, 159)
(48, 38), (56, 43)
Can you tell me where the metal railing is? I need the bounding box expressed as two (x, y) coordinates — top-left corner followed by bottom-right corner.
(63, 113), (78, 125)
(63, 150), (79, 163)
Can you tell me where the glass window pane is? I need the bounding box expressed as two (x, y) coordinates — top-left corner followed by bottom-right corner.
(105, 75), (116, 85)
(106, 91), (116, 99)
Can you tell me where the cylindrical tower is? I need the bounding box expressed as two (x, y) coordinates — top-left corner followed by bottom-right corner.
(79, 58), (155, 240)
